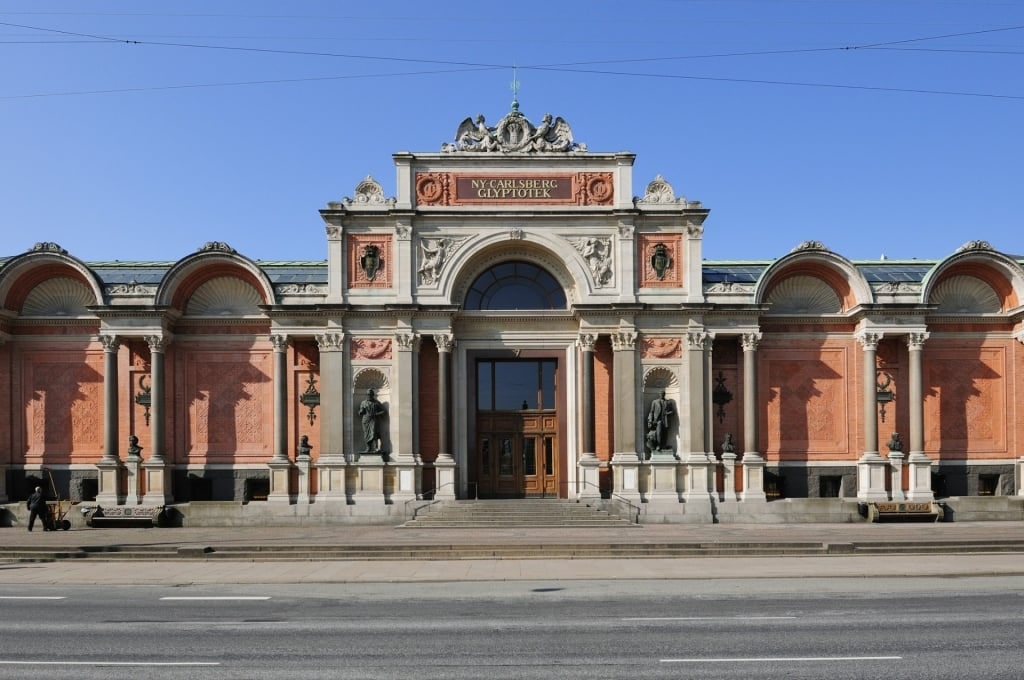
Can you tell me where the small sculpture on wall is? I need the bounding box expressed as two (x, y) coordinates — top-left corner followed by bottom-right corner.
(127, 434), (143, 460)
(358, 388), (387, 458)
(360, 244), (383, 281)
(721, 433), (735, 456)
(650, 243), (671, 280)
(886, 432), (903, 454)
(418, 237), (449, 285)
(645, 389), (676, 456)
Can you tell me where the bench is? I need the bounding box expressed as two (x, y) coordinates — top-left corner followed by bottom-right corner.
(87, 505), (165, 528)
(864, 501), (944, 523)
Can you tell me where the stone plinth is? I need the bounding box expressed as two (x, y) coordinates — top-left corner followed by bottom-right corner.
(907, 452), (935, 502)
(644, 459), (681, 502)
(433, 457), (456, 499)
(125, 456), (143, 505)
(578, 455), (601, 500)
(95, 459), (124, 506)
(316, 455), (349, 503)
(611, 453), (641, 505)
(349, 459), (386, 504)
(142, 459), (173, 505)
(741, 453), (767, 502)
(857, 452), (889, 502)
(681, 452), (714, 504)
(295, 456), (313, 504)
(268, 459), (293, 503)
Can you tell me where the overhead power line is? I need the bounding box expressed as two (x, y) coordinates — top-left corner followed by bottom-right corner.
(1, 20), (1022, 101)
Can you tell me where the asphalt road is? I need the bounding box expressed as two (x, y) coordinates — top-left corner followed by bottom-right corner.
(2, 578), (1023, 679)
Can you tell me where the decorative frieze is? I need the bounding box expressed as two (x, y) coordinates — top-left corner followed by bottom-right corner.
(641, 337), (681, 359)
(351, 338), (392, 361)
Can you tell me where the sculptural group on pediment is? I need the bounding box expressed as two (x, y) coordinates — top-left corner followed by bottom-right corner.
(442, 107), (586, 153)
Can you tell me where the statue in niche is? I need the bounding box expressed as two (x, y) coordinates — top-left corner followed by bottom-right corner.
(358, 388), (387, 457)
(418, 237), (449, 285)
(296, 434), (312, 460)
(360, 244), (382, 281)
(646, 390), (675, 454)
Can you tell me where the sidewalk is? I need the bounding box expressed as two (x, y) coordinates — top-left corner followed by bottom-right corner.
(2, 521), (1023, 585)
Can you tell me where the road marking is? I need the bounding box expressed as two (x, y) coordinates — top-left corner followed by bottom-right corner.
(0, 596), (65, 600)
(624, 616), (796, 621)
(159, 596), (271, 601)
(661, 655), (902, 663)
(0, 661), (220, 667)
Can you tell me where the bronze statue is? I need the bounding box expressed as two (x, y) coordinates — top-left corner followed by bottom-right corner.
(646, 390), (675, 452)
(358, 388), (386, 454)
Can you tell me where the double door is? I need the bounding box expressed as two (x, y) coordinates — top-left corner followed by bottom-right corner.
(476, 413), (558, 498)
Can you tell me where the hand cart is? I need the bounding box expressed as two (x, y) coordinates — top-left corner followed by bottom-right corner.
(43, 468), (72, 531)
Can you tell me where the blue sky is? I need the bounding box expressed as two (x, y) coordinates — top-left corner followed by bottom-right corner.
(2, 0), (1022, 265)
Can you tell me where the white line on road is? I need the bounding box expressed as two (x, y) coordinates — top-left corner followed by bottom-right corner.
(624, 616), (797, 621)
(159, 596), (271, 600)
(0, 661), (220, 667)
(662, 655), (902, 663)
(0, 596), (65, 600)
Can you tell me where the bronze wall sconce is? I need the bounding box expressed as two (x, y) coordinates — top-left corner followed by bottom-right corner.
(876, 370), (894, 422)
(299, 374), (321, 425)
(712, 371), (733, 424)
(134, 374), (152, 426)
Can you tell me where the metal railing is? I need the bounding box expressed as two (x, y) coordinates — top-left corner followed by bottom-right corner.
(404, 482), (456, 520)
(572, 480), (641, 524)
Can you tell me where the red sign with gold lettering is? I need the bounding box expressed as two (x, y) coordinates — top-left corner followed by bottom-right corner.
(415, 172), (613, 206)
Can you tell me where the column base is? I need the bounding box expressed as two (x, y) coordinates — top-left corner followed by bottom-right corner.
(433, 457), (457, 499)
(681, 452), (714, 503)
(316, 458), (349, 503)
(578, 455), (601, 500)
(740, 452), (767, 502)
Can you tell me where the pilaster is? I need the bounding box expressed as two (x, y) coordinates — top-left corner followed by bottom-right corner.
(856, 331), (888, 502)
(740, 332), (766, 502)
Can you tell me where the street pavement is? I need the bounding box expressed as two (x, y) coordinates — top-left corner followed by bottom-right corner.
(2, 521), (1024, 585)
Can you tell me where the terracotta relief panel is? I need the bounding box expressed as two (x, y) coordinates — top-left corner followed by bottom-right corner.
(25, 354), (103, 458)
(924, 344), (1006, 455)
(186, 352), (272, 459)
(347, 234), (392, 289)
(641, 336), (682, 359)
(638, 234), (683, 288)
(351, 338), (392, 361)
(763, 348), (849, 458)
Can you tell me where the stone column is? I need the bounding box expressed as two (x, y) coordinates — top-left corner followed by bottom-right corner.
(610, 331), (642, 502)
(268, 334), (293, 502)
(315, 332), (348, 501)
(96, 334), (123, 506)
(740, 332), (766, 502)
(906, 332), (934, 501)
(433, 333), (456, 499)
(856, 332), (888, 502)
(142, 335), (173, 505)
(682, 331), (713, 504)
(390, 331), (421, 503)
(578, 333), (601, 500)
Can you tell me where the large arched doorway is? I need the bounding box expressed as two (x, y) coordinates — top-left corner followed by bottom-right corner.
(463, 261), (568, 498)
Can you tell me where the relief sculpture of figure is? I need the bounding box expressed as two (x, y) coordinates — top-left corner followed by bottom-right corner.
(646, 390), (675, 453)
(581, 237), (613, 286)
(418, 237), (449, 285)
(358, 388), (386, 455)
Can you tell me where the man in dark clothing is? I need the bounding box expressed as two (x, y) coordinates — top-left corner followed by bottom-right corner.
(27, 486), (50, 532)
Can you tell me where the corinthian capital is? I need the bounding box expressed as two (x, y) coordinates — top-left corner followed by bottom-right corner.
(907, 331), (930, 350)
(433, 333), (454, 353)
(856, 332), (882, 350)
(100, 334), (119, 352)
(577, 333), (598, 352)
(741, 332), (762, 352)
(610, 331), (637, 351)
(316, 332), (346, 351)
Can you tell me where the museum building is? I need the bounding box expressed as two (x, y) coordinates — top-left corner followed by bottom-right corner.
(2, 105), (1023, 524)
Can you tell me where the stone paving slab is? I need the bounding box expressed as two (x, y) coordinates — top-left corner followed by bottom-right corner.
(1, 521), (1023, 585)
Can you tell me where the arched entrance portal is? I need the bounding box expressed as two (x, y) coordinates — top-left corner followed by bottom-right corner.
(460, 259), (571, 498)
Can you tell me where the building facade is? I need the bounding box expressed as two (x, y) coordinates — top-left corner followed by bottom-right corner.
(2, 106), (1023, 524)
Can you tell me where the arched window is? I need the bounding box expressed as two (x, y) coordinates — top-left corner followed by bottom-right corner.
(464, 261), (566, 310)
